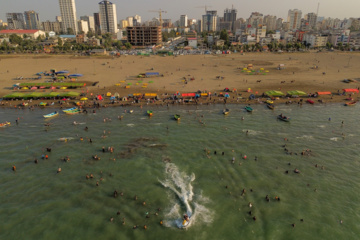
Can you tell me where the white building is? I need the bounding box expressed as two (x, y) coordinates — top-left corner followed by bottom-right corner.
(80, 16), (95, 32)
(99, 0), (118, 34)
(58, 0), (78, 33)
(126, 17), (133, 27)
(303, 34), (328, 48)
(133, 15), (141, 25)
(78, 20), (89, 34)
(180, 15), (188, 27)
(256, 26), (267, 42)
(287, 9), (302, 30)
(263, 15), (277, 31)
(188, 38), (197, 48)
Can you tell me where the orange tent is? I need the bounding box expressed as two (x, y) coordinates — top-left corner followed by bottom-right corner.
(343, 89), (359, 93)
(316, 92), (332, 95)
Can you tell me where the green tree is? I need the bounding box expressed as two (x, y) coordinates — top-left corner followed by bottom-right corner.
(326, 42), (333, 50)
(67, 28), (74, 35)
(86, 30), (94, 38)
(219, 29), (229, 46)
(162, 32), (169, 42)
(58, 37), (63, 47)
(124, 42), (132, 50)
(114, 40), (123, 49)
(9, 34), (22, 45)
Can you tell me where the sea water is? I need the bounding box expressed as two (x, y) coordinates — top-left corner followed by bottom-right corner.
(0, 103), (359, 240)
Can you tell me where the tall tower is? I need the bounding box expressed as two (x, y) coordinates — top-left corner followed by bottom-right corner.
(202, 10), (217, 32)
(287, 9), (302, 30)
(99, 0), (118, 34)
(6, 13), (25, 29)
(24, 11), (41, 30)
(180, 15), (188, 27)
(58, 0), (78, 34)
(224, 7), (237, 32)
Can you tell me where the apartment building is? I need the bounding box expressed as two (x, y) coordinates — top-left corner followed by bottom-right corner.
(126, 26), (162, 46)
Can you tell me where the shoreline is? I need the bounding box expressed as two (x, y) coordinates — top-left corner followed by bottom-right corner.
(1, 52), (360, 109)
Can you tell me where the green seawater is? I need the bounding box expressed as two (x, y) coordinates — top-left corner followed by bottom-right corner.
(0, 103), (359, 240)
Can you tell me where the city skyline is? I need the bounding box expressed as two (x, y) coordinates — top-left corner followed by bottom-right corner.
(1, 0), (360, 25)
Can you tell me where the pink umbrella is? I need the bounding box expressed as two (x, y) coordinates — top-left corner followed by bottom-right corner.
(62, 98), (67, 101)
(51, 87), (56, 90)
(31, 87), (37, 90)
(40, 86), (46, 89)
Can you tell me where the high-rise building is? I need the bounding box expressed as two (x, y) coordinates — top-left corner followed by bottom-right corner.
(305, 13), (317, 29)
(119, 20), (129, 29)
(58, 0), (78, 34)
(126, 17), (134, 27)
(263, 15), (277, 31)
(223, 7), (237, 32)
(133, 15), (141, 26)
(80, 16), (95, 32)
(6, 13), (25, 29)
(99, 0), (118, 34)
(180, 15), (188, 27)
(56, 16), (62, 22)
(287, 9), (302, 30)
(276, 18), (284, 30)
(93, 13), (101, 35)
(202, 10), (217, 32)
(24, 11), (41, 30)
(247, 12), (263, 29)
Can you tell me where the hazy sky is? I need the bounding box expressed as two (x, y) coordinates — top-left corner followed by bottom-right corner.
(1, 0), (359, 23)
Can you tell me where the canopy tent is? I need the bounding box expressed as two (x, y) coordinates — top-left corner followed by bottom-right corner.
(287, 90), (307, 96)
(97, 95), (103, 100)
(43, 92), (61, 98)
(316, 91), (332, 95)
(181, 93), (196, 97)
(265, 90), (285, 97)
(144, 93), (157, 97)
(3, 92), (26, 99)
(55, 71), (69, 74)
(68, 74), (83, 78)
(343, 89), (359, 93)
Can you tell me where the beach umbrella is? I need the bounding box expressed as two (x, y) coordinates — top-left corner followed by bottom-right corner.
(80, 97), (88, 101)
(31, 87), (38, 90)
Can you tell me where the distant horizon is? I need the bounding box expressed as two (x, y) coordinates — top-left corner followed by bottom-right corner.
(1, 0), (359, 25)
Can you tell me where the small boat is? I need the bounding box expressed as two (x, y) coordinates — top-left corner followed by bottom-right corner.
(147, 110), (153, 117)
(345, 101), (356, 106)
(267, 103), (275, 110)
(266, 99), (274, 104)
(278, 114), (291, 122)
(223, 108), (230, 115)
(65, 109), (81, 115)
(245, 106), (253, 112)
(39, 102), (47, 107)
(44, 111), (59, 118)
(174, 114), (181, 121)
(62, 107), (77, 112)
(0, 122), (11, 127)
(180, 214), (191, 228)
(307, 99), (315, 104)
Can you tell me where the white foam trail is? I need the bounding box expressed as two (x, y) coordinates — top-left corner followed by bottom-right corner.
(296, 135), (314, 140)
(330, 137), (338, 141)
(159, 163), (213, 229)
(126, 124), (135, 127)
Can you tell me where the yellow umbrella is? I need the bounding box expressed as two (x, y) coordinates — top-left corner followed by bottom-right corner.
(80, 97), (88, 101)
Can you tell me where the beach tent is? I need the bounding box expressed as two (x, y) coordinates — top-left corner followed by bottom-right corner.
(68, 74), (83, 78)
(249, 94), (255, 100)
(287, 90), (307, 96)
(224, 93), (230, 98)
(97, 95), (103, 100)
(114, 92), (120, 98)
(265, 90), (285, 97)
(110, 96), (116, 100)
(55, 71), (69, 74)
(106, 92), (111, 97)
(316, 92), (332, 95)
(122, 97), (128, 101)
(145, 72), (160, 77)
(343, 89), (359, 93)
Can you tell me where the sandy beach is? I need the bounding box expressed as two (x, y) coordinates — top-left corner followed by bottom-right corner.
(1, 51), (360, 106)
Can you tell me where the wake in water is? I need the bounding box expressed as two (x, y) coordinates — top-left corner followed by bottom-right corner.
(159, 163), (213, 229)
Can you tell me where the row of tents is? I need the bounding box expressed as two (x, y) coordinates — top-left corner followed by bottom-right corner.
(265, 89), (359, 97)
(3, 92), (80, 100)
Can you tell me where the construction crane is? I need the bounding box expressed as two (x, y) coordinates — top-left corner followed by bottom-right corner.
(148, 9), (167, 27)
